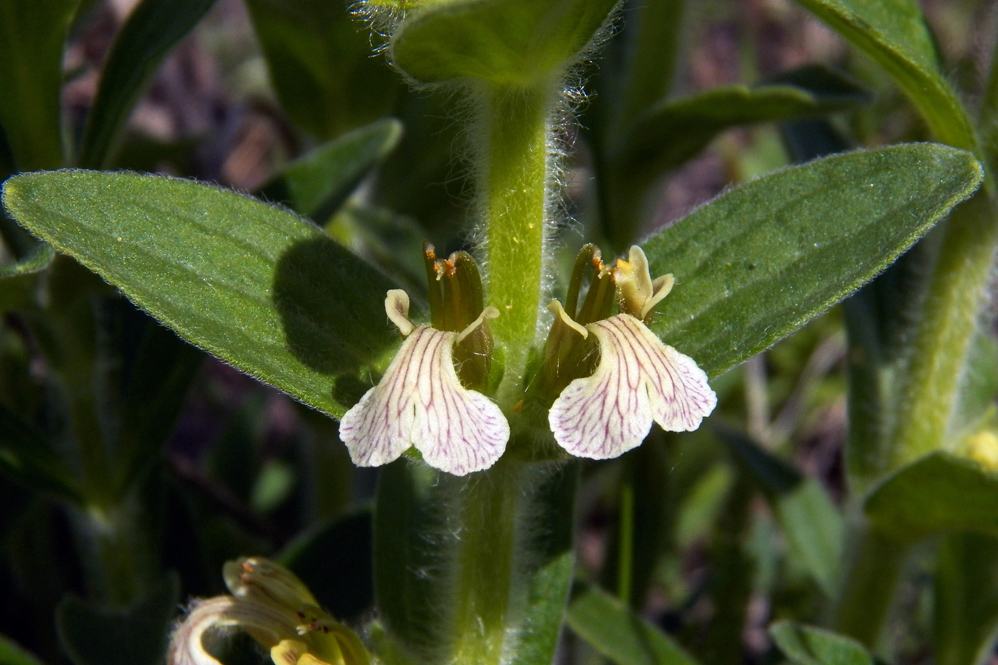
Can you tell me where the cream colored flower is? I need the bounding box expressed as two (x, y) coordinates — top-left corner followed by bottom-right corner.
(339, 289), (508, 475)
(168, 558), (369, 665)
(548, 247), (716, 459)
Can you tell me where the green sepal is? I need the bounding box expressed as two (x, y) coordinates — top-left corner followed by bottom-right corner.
(2, 170), (404, 419)
(641, 143), (983, 379)
(390, 0), (619, 85)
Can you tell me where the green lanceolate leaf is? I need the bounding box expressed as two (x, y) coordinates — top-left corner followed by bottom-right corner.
(791, 0), (977, 155)
(0, 0), (80, 170)
(616, 65), (869, 178)
(567, 585), (700, 665)
(258, 118), (403, 220)
(864, 451), (998, 542)
(1, 171), (403, 418)
(718, 428), (842, 595)
(642, 143), (983, 379)
(246, 0), (397, 139)
(934, 532), (998, 665)
(78, 0), (219, 169)
(390, 0), (619, 85)
(770, 621), (873, 665)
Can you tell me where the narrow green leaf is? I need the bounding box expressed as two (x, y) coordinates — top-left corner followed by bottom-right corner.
(864, 451), (998, 542)
(2, 171), (403, 418)
(792, 0), (977, 155)
(617, 65), (869, 178)
(259, 118), (403, 220)
(934, 532), (998, 665)
(642, 143), (983, 379)
(245, 0), (397, 139)
(391, 0), (618, 85)
(0, 0), (80, 170)
(0, 635), (46, 665)
(567, 585), (700, 665)
(56, 575), (179, 665)
(718, 428), (842, 595)
(0, 403), (82, 502)
(770, 621), (874, 665)
(78, 0), (219, 169)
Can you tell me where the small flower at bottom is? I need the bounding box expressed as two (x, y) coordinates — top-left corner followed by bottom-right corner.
(339, 289), (509, 476)
(168, 557), (369, 665)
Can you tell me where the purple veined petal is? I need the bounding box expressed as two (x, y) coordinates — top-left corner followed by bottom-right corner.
(549, 314), (716, 459)
(339, 326), (509, 475)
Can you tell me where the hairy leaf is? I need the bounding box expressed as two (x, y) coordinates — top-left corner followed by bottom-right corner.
(643, 143), (983, 378)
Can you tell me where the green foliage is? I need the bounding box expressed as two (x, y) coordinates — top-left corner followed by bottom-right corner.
(644, 143), (982, 378)
(0, 636), (46, 665)
(770, 621), (874, 665)
(77, 0), (218, 169)
(865, 452), (998, 542)
(246, 0), (397, 139)
(0, 0), (80, 170)
(2, 170), (401, 418)
(567, 586), (699, 665)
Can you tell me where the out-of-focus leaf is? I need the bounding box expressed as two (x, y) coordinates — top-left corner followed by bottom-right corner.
(718, 428), (842, 595)
(954, 330), (998, 433)
(0, 242), (54, 279)
(258, 118), (403, 220)
(374, 459), (575, 665)
(391, 0), (618, 85)
(791, 0), (976, 154)
(77, 0), (218, 169)
(0, 636), (45, 665)
(279, 510), (373, 621)
(865, 451), (998, 542)
(643, 143), (983, 379)
(770, 621), (874, 665)
(934, 532), (998, 665)
(2, 171), (403, 418)
(245, 0), (397, 139)
(567, 585), (700, 665)
(0, 0), (80, 170)
(0, 403), (82, 502)
(56, 575), (179, 665)
(617, 65), (869, 178)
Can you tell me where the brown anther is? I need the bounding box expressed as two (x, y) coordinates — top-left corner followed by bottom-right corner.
(296, 611), (306, 619)
(443, 259), (457, 278)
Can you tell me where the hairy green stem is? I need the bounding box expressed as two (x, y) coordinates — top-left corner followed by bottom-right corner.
(890, 193), (998, 468)
(471, 82), (556, 402)
(374, 457), (576, 665)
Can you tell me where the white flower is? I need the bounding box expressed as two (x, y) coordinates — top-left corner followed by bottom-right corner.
(339, 289), (509, 475)
(548, 246), (716, 459)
